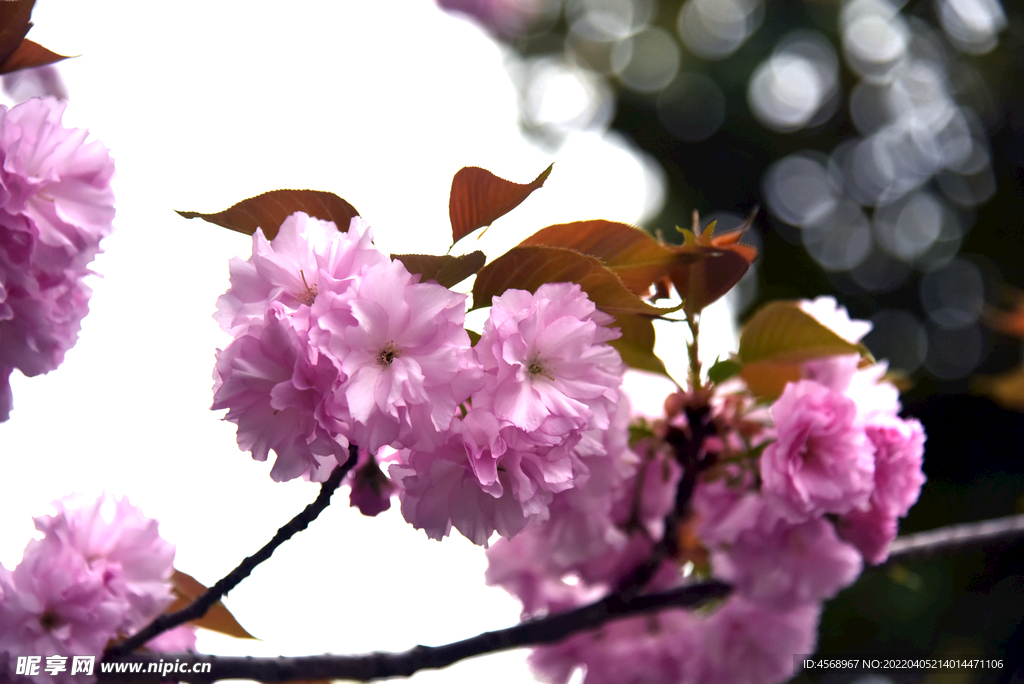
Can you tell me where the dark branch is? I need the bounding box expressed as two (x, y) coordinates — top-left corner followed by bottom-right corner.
(104, 444), (358, 658)
(884, 513), (1024, 563)
(617, 405), (715, 595)
(97, 513), (1024, 682)
(97, 580), (733, 682)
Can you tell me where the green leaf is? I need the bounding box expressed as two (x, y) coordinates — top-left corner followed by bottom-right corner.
(738, 300), (868, 365)
(392, 251), (486, 288)
(466, 329), (481, 347)
(177, 189), (359, 240)
(450, 165), (552, 245)
(736, 300), (871, 399)
(167, 570), (257, 640)
(472, 245), (679, 317)
(707, 357), (743, 384)
(519, 220), (700, 296)
(609, 314), (669, 376)
(628, 417), (656, 446)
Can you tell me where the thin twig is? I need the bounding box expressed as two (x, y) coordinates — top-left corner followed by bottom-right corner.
(885, 513), (1024, 563)
(104, 444), (358, 658)
(97, 581), (733, 682)
(616, 405), (715, 596)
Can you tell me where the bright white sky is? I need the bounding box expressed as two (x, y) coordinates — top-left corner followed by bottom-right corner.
(0, 2), (735, 682)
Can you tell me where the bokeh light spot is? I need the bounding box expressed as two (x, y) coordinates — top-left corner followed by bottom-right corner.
(763, 154), (839, 228)
(748, 32), (838, 131)
(656, 72), (726, 141)
(924, 321), (983, 378)
(677, 0), (763, 60)
(920, 256), (985, 328)
(612, 27), (682, 93)
(864, 309), (928, 372)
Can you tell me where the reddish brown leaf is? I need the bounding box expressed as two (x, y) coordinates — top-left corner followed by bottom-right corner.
(450, 165), (552, 245)
(985, 288), (1024, 339)
(167, 570), (256, 640)
(609, 314), (668, 375)
(670, 246), (757, 315)
(472, 245), (679, 317)
(0, 0), (34, 66)
(177, 190), (359, 240)
(0, 38), (69, 74)
(519, 220), (702, 296)
(392, 251), (486, 288)
(670, 209), (759, 314)
(738, 360), (804, 401)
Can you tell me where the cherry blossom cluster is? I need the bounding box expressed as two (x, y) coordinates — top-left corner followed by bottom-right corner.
(485, 298), (926, 684)
(0, 494), (194, 684)
(0, 97), (115, 422)
(213, 213), (625, 543)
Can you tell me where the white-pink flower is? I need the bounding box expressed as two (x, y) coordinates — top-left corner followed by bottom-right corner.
(390, 423), (534, 545)
(800, 296), (872, 343)
(0, 97), (115, 421)
(761, 379), (875, 521)
(391, 407), (569, 545)
(315, 258), (478, 453)
(473, 282), (623, 437)
(867, 417), (926, 518)
(0, 98), (114, 273)
(215, 213), (385, 336)
(0, 494), (193, 684)
(0, 542), (127, 684)
(837, 417), (926, 564)
(212, 304), (346, 482)
(696, 487), (862, 609)
(695, 597), (820, 684)
(529, 609), (701, 684)
(31, 494), (175, 629)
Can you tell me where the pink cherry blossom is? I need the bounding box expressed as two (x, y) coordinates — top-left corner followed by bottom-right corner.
(529, 609), (701, 684)
(0, 542), (127, 684)
(215, 213), (385, 336)
(473, 282), (623, 438)
(0, 494), (195, 683)
(212, 305), (346, 482)
(837, 504), (898, 565)
(31, 494), (176, 629)
(696, 486), (862, 609)
(802, 355), (901, 423)
(0, 98), (115, 421)
(0, 98), (114, 273)
(867, 417), (926, 518)
(761, 379), (875, 521)
(512, 397), (640, 576)
(315, 258), (478, 453)
(836, 417), (925, 564)
(392, 406), (581, 545)
(390, 437), (532, 546)
(695, 597), (820, 684)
